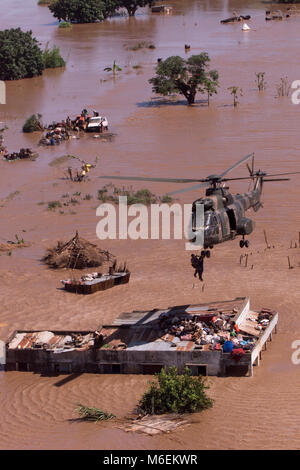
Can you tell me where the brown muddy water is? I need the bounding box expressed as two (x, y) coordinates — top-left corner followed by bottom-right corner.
(0, 0), (300, 450)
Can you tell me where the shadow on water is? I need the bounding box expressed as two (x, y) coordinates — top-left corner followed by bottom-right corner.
(137, 98), (208, 108)
(54, 372), (84, 387)
(41, 22), (60, 27)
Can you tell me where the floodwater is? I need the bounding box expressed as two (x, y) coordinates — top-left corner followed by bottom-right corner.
(0, 0), (300, 450)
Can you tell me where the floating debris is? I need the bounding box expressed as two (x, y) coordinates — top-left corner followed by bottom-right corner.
(3, 148), (38, 161)
(124, 413), (188, 435)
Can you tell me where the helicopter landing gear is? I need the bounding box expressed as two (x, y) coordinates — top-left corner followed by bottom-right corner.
(240, 238), (250, 248)
(201, 249), (211, 258)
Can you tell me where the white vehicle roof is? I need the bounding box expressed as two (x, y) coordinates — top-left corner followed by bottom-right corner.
(88, 117), (102, 123)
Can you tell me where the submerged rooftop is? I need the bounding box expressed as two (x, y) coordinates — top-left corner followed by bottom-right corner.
(5, 297), (278, 376)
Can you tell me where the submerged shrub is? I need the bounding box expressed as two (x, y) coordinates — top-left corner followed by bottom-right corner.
(47, 200), (62, 210)
(43, 45), (66, 68)
(139, 366), (213, 415)
(58, 21), (72, 28)
(22, 114), (43, 133)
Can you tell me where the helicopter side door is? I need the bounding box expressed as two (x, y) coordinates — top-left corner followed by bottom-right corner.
(218, 209), (231, 240)
(205, 212), (222, 245)
(226, 207), (237, 234)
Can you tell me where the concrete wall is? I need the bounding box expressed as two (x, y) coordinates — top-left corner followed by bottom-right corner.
(0, 340), (5, 370)
(96, 349), (223, 375)
(6, 347), (224, 375)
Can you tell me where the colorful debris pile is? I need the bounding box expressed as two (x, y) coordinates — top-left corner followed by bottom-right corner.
(158, 306), (275, 356)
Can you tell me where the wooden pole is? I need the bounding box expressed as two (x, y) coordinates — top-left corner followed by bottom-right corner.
(264, 230), (270, 249)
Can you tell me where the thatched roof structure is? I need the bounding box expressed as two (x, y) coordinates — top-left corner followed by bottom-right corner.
(42, 232), (114, 269)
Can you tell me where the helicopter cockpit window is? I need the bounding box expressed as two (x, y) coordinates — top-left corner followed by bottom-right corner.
(204, 213), (212, 226)
(204, 212), (218, 227)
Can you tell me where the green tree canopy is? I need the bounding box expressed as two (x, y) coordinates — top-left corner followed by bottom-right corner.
(0, 28), (44, 81)
(118, 1), (154, 17)
(149, 53), (219, 104)
(49, 0), (118, 23)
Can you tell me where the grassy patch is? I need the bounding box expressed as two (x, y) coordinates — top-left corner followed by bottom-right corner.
(7, 234), (25, 245)
(97, 184), (173, 206)
(48, 200), (62, 211)
(58, 21), (72, 28)
(76, 403), (115, 422)
(125, 41), (155, 51)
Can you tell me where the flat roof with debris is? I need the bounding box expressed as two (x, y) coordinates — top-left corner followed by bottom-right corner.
(100, 297), (251, 352)
(7, 330), (94, 352)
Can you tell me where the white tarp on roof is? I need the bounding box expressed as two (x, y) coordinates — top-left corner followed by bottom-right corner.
(35, 331), (54, 344)
(8, 333), (26, 349)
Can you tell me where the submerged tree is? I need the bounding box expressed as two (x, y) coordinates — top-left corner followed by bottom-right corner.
(118, 0), (154, 17)
(149, 54), (219, 105)
(49, 0), (118, 23)
(202, 72), (219, 105)
(228, 86), (243, 107)
(255, 72), (266, 91)
(276, 77), (290, 97)
(0, 28), (44, 80)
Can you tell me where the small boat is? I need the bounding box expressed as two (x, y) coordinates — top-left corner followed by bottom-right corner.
(242, 23), (251, 31)
(61, 271), (130, 294)
(221, 14), (251, 24)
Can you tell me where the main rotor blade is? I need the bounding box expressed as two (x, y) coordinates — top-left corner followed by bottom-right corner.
(167, 181), (210, 196)
(219, 153), (255, 178)
(99, 175), (202, 183)
(263, 178), (290, 182)
(223, 170), (300, 182)
(261, 171), (300, 177)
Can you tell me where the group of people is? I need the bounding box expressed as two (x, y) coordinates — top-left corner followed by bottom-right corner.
(40, 125), (72, 146)
(73, 109), (108, 132)
(39, 109), (108, 146)
(3, 148), (36, 161)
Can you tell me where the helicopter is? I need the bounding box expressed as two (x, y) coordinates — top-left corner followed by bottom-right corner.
(99, 153), (300, 257)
